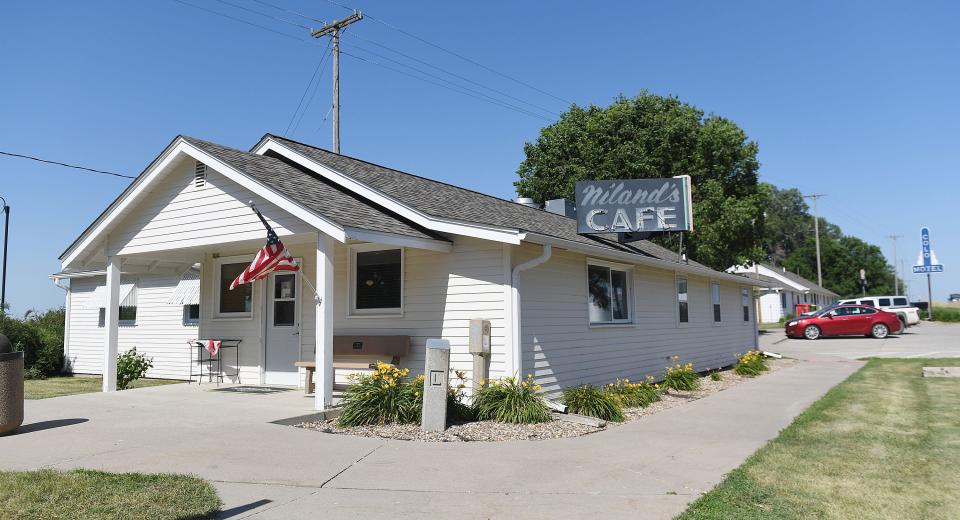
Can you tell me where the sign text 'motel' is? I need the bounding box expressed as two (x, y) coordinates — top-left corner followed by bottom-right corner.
(575, 176), (693, 235)
(912, 227), (944, 274)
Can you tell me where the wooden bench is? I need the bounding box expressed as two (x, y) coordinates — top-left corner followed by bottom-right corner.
(296, 335), (410, 395)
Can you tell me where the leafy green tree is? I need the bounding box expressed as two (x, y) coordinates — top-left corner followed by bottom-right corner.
(515, 92), (765, 270)
(759, 183), (810, 264)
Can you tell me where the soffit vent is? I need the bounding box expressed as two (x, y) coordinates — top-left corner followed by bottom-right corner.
(194, 161), (207, 188)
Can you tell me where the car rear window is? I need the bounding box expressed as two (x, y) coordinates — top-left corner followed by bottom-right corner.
(894, 297), (907, 306)
(878, 298), (891, 306)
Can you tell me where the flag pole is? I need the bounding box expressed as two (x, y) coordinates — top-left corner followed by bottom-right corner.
(247, 200), (323, 305)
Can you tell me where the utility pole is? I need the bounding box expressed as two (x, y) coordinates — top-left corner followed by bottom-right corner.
(803, 193), (826, 288)
(886, 234), (902, 295)
(311, 10), (363, 154)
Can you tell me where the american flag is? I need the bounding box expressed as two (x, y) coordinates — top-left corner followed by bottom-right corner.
(229, 206), (300, 290)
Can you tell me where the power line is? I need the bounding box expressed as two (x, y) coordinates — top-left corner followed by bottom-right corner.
(170, 0), (305, 42)
(284, 38), (333, 136)
(342, 32), (560, 117)
(171, 0), (556, 122)
(0, 151), (135, 179)
(248, 0), (326, 24)
(322, 0), (573, 105)
(339, 50), (552, 121)
(210, 0), (311, 30)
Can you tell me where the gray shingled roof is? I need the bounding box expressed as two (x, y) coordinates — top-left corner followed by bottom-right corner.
(183, 137), (443, 242)
(758, 263), (838, 296)
(264, 135), (709, 267)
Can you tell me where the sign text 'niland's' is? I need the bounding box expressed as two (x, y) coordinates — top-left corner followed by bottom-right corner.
(575, 176), (693, 235)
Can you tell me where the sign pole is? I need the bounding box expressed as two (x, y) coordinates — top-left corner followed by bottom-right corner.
(927, 273), (933, 320)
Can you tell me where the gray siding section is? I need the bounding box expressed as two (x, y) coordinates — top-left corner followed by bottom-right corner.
(517, 245), (757, 396)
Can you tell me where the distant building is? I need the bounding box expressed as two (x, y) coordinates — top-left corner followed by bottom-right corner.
(728, 263), (838, 323)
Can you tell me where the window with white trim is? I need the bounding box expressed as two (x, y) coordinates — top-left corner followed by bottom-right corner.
(349, 246), (403, 315)
(98, 306), (137, 327)
(742, 287), (750, 322)
(587, 262), (631, 324)
(183, 304), (200, 325)
(677, 276), (689, 324)
(711, 282), (722, 323)
(216, 260), (252, 318)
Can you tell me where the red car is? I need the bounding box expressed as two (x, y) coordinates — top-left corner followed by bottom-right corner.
(785, 304), (902, 340)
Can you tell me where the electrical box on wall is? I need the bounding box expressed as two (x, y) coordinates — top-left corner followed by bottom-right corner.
(468, 319), (491, 355)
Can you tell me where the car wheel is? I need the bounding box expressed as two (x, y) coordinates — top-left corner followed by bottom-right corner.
(871, 323), (889, 339)
(803, 325), (821, 340)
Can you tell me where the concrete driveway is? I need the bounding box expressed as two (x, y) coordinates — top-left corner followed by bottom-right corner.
(761, 321), (960, 360)
(17, 325), (960, 518)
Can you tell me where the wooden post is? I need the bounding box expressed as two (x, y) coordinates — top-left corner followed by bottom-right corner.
(315, 233), (335, 410)
(103, 256), (120, 392)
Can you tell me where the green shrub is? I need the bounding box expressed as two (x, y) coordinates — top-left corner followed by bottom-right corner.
(710, 371), (723, 381)
(116, 347), (153, 390)
(444, 369), (474, 423)
(662, 358), (700, 392)
(338, 363), (422, 426)
(0, 308), (65, 379)
(932, 308), (960, 322)
(473, 375), (551, 424)
(734, 350), (769, 377)
(562, 384), (624, 421)
(605, 377), (662, 408)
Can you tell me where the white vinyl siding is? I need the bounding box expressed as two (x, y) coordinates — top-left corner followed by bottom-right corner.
(517, 244), (756, 398)
(107, 157), (314, 257)
(65, 275), (199, 379)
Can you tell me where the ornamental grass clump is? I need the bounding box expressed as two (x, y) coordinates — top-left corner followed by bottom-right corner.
(473, 374), (551, 424)
(562, 384), (624, 422)
(662, 357), (700, 392)
(605, 377), (662, 408)
(338, 362), (423, 427)
(734, 350), (769, 377)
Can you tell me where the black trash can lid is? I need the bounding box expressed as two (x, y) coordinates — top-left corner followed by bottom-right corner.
(0, 334), (11, 354)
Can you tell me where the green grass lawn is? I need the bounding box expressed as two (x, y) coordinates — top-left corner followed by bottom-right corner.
(678, 358), (960, 520)
(24, 376), (181, 400)
(758, 322), (784, 331)
(0, 469), (220, 519)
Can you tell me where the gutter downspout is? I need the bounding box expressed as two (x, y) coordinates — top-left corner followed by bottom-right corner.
(52, 276), (72, 373)
(510, 244), (551, 379)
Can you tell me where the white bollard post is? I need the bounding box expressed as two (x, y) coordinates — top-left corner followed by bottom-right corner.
(421, 339), (450, 432)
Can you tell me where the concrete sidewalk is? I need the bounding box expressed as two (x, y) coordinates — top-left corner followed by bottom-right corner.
(1, 353), (861, 519)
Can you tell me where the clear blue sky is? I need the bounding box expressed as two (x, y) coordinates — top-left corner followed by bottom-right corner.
(1, 0), (957, 315)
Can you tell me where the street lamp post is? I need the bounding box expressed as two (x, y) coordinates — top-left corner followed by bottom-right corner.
(0, 197), (8, 316)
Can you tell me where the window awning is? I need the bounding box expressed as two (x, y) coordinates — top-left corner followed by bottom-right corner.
(84, 282), (137, 309)
(168, 268), (201, 305)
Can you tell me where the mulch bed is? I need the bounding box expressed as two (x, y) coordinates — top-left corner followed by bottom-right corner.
(295, 358), (795, 442)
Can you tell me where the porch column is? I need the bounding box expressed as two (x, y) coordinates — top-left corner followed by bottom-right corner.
(102, 256), (120, 392)
(315, 233), (335, 410)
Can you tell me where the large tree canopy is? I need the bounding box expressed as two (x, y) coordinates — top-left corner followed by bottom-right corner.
(515, 92), (765, 270)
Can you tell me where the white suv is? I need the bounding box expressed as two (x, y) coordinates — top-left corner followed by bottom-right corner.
(837, 296), (921, 327)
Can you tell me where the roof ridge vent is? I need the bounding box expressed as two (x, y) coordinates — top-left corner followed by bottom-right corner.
(194, 161), (207, 188)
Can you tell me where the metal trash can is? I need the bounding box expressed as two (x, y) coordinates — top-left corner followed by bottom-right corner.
(0, 334), (24, 435)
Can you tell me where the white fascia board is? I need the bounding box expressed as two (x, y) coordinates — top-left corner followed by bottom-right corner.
(344, 227), (453, 253)
(753, 264), (808, 291)
(521, 232), (770, 287)
(61, 138), (347, 270)
(253, 139), (522, 245)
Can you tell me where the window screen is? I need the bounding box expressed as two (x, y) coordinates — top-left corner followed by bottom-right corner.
(355, 249), (402, 310)
(220, 262), (252, 314)
(677, 277), (689, 323)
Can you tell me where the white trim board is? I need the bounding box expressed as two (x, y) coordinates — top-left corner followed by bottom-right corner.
(253, 138), (523, 245)
(61, 138), (348, 270)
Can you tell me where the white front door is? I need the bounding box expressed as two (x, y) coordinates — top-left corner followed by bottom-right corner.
(265, 272), (301, 386)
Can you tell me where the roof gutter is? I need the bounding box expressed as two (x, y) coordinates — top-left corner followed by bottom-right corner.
(509, 243), (552, 379)
(520, 233), (770, 287)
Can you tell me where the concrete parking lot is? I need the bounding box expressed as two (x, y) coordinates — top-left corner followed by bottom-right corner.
(761, 321), (960, 360)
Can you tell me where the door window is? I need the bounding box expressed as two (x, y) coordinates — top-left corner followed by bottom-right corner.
(878, 298), (891, 307)
(273, 274), (296, 327)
